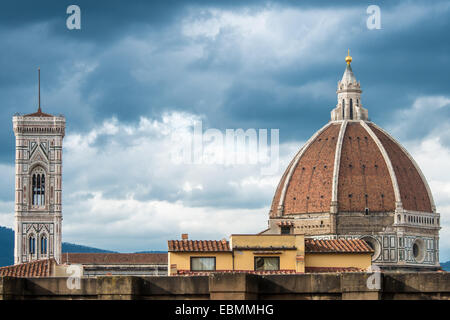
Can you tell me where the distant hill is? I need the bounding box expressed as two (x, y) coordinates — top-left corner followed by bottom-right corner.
(61, 243), (116, 254)
(0, 226), (115, 267)
(0, 226), (14, 267)
(134, 250), (167, 254)
(441, 261), (450, 271)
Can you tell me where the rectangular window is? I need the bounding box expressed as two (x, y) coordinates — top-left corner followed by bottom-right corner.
(254, 257), (280, 271)
(383, 236), (389, 248)
(190, 257), (216, 271)
(390, 249), (396, 261)
(383, 249), (389, 261)
(280, 226), (291, 235)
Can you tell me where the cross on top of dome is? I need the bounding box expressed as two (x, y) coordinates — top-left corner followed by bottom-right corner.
(341, 50), (357, 85)
(345, 49), (352, 65)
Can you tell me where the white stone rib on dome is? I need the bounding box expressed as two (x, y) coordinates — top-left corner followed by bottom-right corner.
(369, 122), (437, 213)
(276, 122), (334, 216)
(360, 120), (402, 211)
(330, 120), (348, 208)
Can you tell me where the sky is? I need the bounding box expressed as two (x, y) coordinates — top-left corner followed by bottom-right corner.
(0, 0), (450, 260)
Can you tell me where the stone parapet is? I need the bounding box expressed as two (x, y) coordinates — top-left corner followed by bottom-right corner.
(1, 272), (449, 300)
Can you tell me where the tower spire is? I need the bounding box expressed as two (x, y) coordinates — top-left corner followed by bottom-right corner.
(38, 68), (41, 113)
(345, 49), (352, 65)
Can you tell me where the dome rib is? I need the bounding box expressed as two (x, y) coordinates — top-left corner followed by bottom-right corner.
(360, 120), (403, 210)
(275, 122), (335, 216)
(336, 122), (396, 212)
(331, 120), (348, 212)
(269, 148), (300, 217)
(368, 123), (435, 213)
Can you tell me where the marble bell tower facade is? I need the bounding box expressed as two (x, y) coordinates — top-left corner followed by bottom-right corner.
(12, 69), (65, 264)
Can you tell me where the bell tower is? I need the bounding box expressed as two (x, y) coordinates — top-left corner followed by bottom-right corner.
(12, 69), (65, 264)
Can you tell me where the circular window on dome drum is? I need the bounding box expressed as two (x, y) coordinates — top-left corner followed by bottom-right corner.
(361, 236), (381, 261)
(412, 239), (425, 263)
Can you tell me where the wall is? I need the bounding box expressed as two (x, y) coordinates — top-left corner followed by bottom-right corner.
(1, 272), (449, 300)
(305, 253), (372, 270)
(231, 234), (305, 272)
(169, 235), (306, 274)
(230, 234), (303, 250)
(233, 250), (297, 271)
(169, 252), (233, 275)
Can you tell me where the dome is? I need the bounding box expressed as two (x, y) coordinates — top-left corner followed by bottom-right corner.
(264, 52), (440, 271)
(269, 120), (435, 217)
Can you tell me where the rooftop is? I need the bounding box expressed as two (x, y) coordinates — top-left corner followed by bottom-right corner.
(305, 239), (374, 253)
(168, 238), (373, 254)
(168, 240), (230, 252)
(60, 253), (168, 265)
(0, 258), (55, 277)
(23, 109), (54, 117)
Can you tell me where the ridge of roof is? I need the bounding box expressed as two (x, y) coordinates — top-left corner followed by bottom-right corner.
(168, 240), (230, 252)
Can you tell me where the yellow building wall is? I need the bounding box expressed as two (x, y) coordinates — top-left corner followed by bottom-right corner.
(231, 235), (305, 272)
(168, 252), (233, 275)
(168, 236), (374, 275)
(231, 234), (303, 252)
(305, 253), (372, 270)
(233, 250), (298, 270)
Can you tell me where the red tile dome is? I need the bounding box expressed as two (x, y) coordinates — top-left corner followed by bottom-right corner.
(265, 53), (440, 271)
(270, 120), (435, 217)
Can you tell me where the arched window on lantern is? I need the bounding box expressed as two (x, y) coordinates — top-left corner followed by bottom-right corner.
(349, 99), (353, 120)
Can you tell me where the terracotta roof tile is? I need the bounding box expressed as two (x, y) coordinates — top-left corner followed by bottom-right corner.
(60, 253), (167, 265)
(271, 120), (433, 218)
(23, 109), (54, 117)
(305, 239), (374, 253)
(283, 123), (341, 215)
(337, 122), (396, 213)
(168, 240), (230, 252)
(369, 123), (432, 212)
(0, 259), (55, 277)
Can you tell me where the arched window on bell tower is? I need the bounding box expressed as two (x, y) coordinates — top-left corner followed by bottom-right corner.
(41, 174), (45, 205)
(31, 167), (46, 207)
(40, 235), (48, 255)
(29, 235), (36, 254)
(342, 99), (345, 119)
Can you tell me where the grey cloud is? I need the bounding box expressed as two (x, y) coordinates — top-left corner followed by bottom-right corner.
(1, 0), (450, 253)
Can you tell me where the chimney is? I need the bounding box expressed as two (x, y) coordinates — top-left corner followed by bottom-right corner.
(181, 233), (188, 240)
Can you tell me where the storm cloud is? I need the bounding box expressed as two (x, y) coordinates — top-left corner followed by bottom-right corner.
(0, 0), (449, 258)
